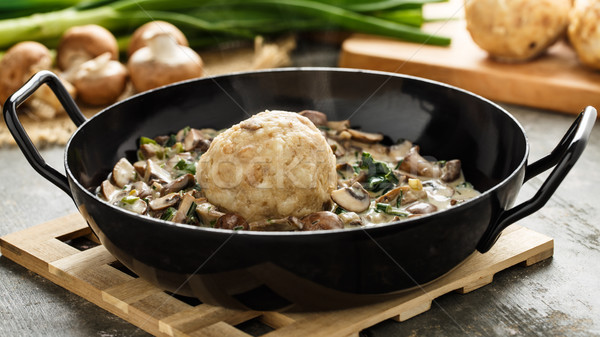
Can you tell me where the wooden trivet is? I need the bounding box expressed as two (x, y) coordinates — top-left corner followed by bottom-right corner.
(0, 213), (553, 337)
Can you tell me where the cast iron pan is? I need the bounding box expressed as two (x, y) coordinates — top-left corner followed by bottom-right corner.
(3, 68), (596, 310)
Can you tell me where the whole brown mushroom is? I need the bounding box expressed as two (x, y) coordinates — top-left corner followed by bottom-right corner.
(57, 25), (119, 74)
(0, 41), (52, 104)
(0, 41), (76, 119)
(72, 52), (128, 106)
(127, 20), (189, 57)
(128, 32), (203, 92)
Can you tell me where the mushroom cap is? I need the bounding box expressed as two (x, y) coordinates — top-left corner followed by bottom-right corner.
(57, 24), (119, 71)
(197, 110), (337, 222)
(0, 41), (52, 103)
(465, 0), (570, 62)
(127, 20), (189, 57)
(330, 182), (371, 213)
(127, 33), (203, 92)
(73, 53), (128, 106)
(300, 211), (344, 231)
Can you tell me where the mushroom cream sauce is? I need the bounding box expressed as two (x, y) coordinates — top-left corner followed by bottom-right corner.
(97, 110), (480, 231)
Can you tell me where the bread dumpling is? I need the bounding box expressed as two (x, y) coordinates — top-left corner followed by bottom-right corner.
(568, 0), (600, 70)
(197, 110), (337, 222)
(465, 0), (571, 62)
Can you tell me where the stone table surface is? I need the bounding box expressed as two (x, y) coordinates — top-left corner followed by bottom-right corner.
(1, 44), (600, 336)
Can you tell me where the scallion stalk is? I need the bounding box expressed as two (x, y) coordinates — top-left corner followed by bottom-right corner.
(0, 0), (450, 50)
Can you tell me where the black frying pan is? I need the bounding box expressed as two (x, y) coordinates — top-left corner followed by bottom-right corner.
(3, 68), (595, 310)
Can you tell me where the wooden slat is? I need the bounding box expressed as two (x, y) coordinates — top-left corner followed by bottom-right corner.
(102, 278), (166, 314)
(189, 321), (252, 337)
(159, 305), (260, 337)
(0, 214), (554, 337)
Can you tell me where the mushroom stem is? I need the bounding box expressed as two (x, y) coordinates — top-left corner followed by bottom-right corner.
(148, 33), (184, 62)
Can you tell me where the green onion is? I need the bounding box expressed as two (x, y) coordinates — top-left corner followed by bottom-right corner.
(120, 195), (139, 204)
(334, 206), (347, 214)
(161, 207), (177, 221)
(396, 190), (403, 207)
(186, 201), (198, 224)
(375, 202), (408, 217)
(164, 134), (177, 147)
(140, 136), (157, 145)
(0, 0), (450, 50)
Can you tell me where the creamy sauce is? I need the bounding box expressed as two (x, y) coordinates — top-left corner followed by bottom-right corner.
(97, 113), (481, 231)
(326, 134), (481, 227)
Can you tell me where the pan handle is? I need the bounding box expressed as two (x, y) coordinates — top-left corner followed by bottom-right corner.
(477, 106), (597, 253)
(2, 70), (87, 198)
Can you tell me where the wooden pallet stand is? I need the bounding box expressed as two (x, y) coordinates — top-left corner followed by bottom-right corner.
(0, 213), (553, 337)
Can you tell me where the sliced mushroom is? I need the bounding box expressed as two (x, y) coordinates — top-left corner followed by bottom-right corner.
(248, 217), (303, 231)
(398, 146), (441, 178)
(331, 182), (370, 213)
(100, 180), (119, 200)
(326, 120), (350, 131)
(183, 128), (211, 152)
(300, 211), (344, 231)
(338, 130), (352, 140)
(144, 159), (172, 184)
(338, 211), (363, 227)
(441, 159), (462, 182)
(172, 193), (195, 223)
(196, 202), (225, 226)
(406, 202), (438, 215)
(165, 153), (193, 170)
(162, 173), (195, 195)
(422, 180), (455, 198)
(299, 110), (328, 126)
(401, 188), (428, 205)
(119, 196), (148, 215)
(336, 162), (355, 180)
(347, 129), (384, 144)
(327, 138), (346, 157)
(133, 160), (147, 177)
(139, 143), (164, 160)
(348, 170), (368, 186)
(215, 213), (249, 230)
(375, 185), (410, 204)
(131, 181), (153, 199)
(112, 158), (136, 188)
(149, 192), (181, 211)
(387, 140), (413, 161)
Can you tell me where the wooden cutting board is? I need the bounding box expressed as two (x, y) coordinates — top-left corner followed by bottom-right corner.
(339, 19), (600, 115)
